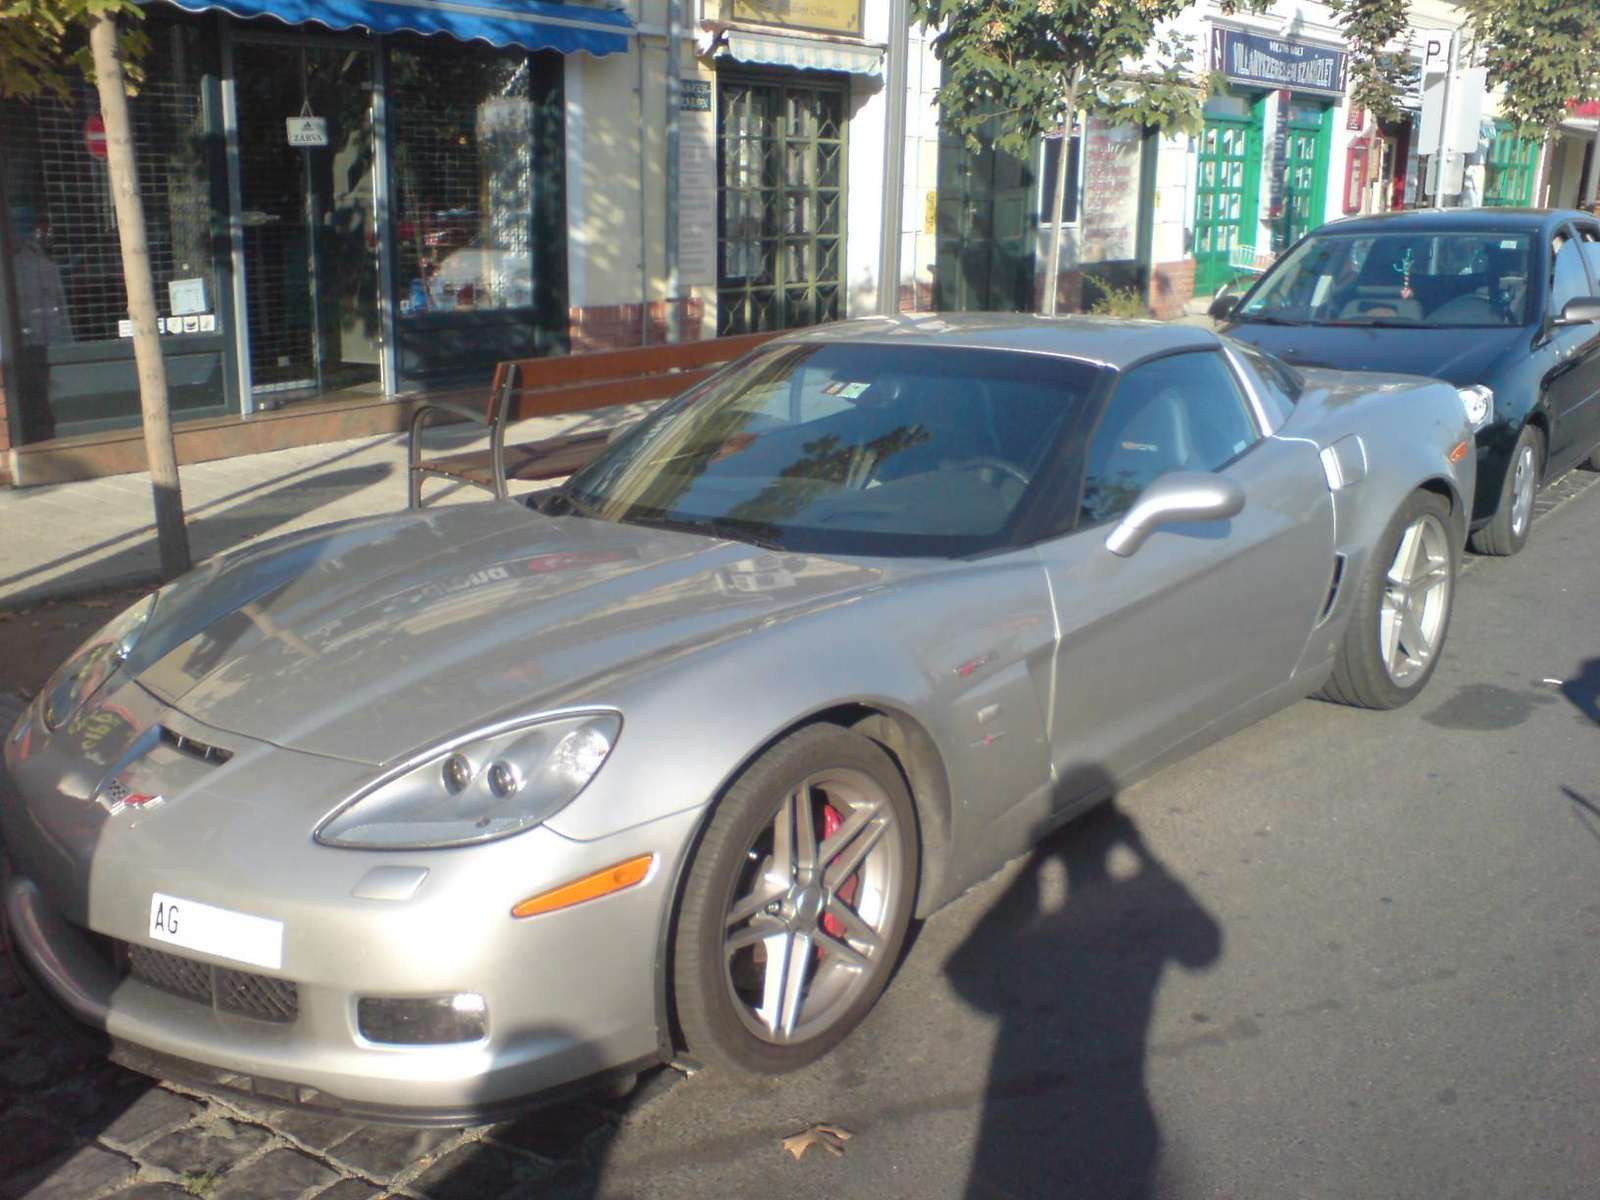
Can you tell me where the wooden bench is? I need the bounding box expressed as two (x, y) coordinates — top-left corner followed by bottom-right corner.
(407, 330), (784, 508)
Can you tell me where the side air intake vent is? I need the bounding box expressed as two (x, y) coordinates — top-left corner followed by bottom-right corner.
(1317, 555), (1347, 624)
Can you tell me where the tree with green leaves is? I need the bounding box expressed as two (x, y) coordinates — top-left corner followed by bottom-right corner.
(909, 0), (1264, 314)
(1, 0), (190, 576)
(1461, 0), (1600, 203)
(1328, 0), (1411, 122)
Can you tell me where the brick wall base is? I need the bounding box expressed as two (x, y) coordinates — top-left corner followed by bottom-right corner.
(569, 298), (705, 353)
(1148, 260), (1196, 321)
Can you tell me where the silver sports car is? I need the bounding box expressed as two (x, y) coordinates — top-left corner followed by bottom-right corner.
(1, 316), (1475, 1123)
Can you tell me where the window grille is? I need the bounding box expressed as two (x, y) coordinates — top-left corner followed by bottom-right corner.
(1, 22), (213, 347)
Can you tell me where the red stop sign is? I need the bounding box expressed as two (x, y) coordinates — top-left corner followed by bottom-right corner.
(84, 114), (107, 159)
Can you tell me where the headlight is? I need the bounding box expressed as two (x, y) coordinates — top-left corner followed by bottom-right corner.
(1458, 385), (1493, 431)
(316, 712), (621, 849)
(40, 594), (156, 732)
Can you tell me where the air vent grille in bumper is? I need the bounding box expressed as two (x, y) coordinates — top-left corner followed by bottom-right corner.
(123, 943), (298, 1023)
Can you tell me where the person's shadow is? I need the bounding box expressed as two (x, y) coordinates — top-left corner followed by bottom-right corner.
(947, 793), (1223, 1200)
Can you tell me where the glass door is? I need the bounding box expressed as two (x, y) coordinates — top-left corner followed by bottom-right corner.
(716, 74), (846, 335)
(233, 42), (380, 402)
(1278, 102), (1330, 250)
(1193, 97), (1263, 296)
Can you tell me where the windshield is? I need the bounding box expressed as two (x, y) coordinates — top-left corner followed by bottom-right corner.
(1238, 230), (1536, 328)
(561, 342), (1100, 558)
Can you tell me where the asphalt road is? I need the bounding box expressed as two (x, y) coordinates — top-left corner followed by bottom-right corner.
(2, 473), (1597, 1199)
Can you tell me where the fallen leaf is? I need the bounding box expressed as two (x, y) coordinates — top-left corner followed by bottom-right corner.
(781, 1122), (853, 1161)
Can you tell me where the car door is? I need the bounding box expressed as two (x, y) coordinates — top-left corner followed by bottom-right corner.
(1033, 348), (1334, 807)
(1542, 221), (1600, 470)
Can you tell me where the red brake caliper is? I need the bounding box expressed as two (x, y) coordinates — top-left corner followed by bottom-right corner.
(820, 804), (858, 939)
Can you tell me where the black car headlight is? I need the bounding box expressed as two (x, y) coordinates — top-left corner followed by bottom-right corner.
(1458, 385), (1493, 431)
(39, 594), (156, 732)
(316, 712), (621, 849)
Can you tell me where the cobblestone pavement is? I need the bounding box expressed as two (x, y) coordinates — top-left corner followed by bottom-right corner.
(0, 944), (679, 1199)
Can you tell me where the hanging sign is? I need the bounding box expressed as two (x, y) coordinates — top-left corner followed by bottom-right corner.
(1210, 28), (1348, 98)
(286, 116), (329, 147)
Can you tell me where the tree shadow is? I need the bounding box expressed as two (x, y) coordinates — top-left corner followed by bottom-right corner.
(948, 793), (1223, 1200)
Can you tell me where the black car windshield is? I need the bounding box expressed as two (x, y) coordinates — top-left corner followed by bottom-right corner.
(561, 342), (1100, 557)
(1237, 230), (1537, 328)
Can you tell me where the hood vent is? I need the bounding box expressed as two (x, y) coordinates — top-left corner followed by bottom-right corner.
(160, 726), (234, 765)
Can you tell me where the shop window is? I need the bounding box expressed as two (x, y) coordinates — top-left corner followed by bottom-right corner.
(389, 42), (564, 320)
(1, 19), (217, 439)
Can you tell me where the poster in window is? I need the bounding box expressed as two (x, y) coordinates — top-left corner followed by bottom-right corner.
(721, 0), (861, 35)
(1079, 118), (1142, 264)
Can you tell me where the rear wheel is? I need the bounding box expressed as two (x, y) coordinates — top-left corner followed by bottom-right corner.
(1320, 489), (1457, 710)
(672, 725), (917, 1074)
(1469, 425), (1542, 556)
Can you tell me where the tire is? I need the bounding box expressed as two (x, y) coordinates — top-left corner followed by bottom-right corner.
(1319, 489), (1458, 710)
(1469, 425), (1543, 556)
(672, 724), (918, 1074)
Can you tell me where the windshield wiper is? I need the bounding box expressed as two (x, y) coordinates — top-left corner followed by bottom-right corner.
(626, 513), (784, 551)
(1233, 313), (1310, 326)
(1328, 317), (1432, 328)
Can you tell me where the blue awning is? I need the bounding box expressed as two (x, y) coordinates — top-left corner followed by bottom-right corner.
(160, 0), (635, 57)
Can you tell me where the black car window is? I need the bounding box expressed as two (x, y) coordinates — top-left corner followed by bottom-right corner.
(1550, 231), (1591, 316)
(1080, 351), (1260, 527)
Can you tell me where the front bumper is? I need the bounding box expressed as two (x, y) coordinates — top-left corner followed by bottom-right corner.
(0, 692), (695, 1122)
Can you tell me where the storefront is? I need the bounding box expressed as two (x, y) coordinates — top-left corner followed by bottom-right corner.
(0, 0), (631, 455)
(1192, 26), (1346, 295)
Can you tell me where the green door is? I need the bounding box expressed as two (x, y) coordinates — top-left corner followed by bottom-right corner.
(1278, 102), (1331, 250)
(1485, 122), (1538, 207)
(1193, 100), (1263, 296)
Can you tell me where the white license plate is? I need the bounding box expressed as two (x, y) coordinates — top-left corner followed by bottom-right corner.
(148, 893), (283, 971)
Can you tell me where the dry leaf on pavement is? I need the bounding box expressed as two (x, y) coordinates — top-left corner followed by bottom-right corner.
(781, 1122), (853, 1160)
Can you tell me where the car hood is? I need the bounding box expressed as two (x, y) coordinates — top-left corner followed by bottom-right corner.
(1224, 320), (1526, 386)
(128, 504), (899, 764)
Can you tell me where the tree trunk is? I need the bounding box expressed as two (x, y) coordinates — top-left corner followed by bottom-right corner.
(1042, 68), (1083, 316)
(89, 15), (191, 578)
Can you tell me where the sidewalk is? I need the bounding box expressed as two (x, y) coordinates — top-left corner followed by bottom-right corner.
(0, 407), (631, 608)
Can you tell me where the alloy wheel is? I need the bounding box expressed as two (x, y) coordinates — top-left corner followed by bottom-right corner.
(1379, 511), (1453, 687)
(1509, 443), (1536, 539)
(721, 767), (905, 1044)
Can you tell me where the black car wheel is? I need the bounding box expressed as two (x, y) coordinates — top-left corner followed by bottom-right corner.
(1320, 489), (1457, 710)
(672, 724), (918, 1073)
(1470, 425), (1542, 557)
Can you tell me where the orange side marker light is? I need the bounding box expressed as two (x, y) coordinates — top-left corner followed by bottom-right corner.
(511, 854), (655, 918)
(1449, 440), (1471, 463)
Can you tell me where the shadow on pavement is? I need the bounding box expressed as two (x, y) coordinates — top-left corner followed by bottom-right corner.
(947, 797), (1223, 1200)
(0, 451), (396, 608)
(1560, 657), (1600, 725)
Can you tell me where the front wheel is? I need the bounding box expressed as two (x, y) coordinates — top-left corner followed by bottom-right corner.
(672, 725), (918, 1074)
(1469, 425), (1542, 556)
(1320, 489), (1457, 710)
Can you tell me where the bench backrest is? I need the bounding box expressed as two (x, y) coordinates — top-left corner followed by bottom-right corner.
(490, 330), (786, 425)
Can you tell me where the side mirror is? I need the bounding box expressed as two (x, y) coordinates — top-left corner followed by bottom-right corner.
(1207, 285), (1242, 322)
(1555, 296), (1600, 326)
(1105, 472), (1246, 558)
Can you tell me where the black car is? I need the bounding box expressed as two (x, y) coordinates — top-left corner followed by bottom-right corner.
(1214, 209), (1600, 555)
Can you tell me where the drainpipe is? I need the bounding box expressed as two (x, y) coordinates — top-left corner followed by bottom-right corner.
(666, 0), (682, 341)
(875, 0), (908, 316)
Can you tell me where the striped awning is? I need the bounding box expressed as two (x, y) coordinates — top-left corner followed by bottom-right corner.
(160, 0), (635, 57)
(722, 29), (883, 76)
